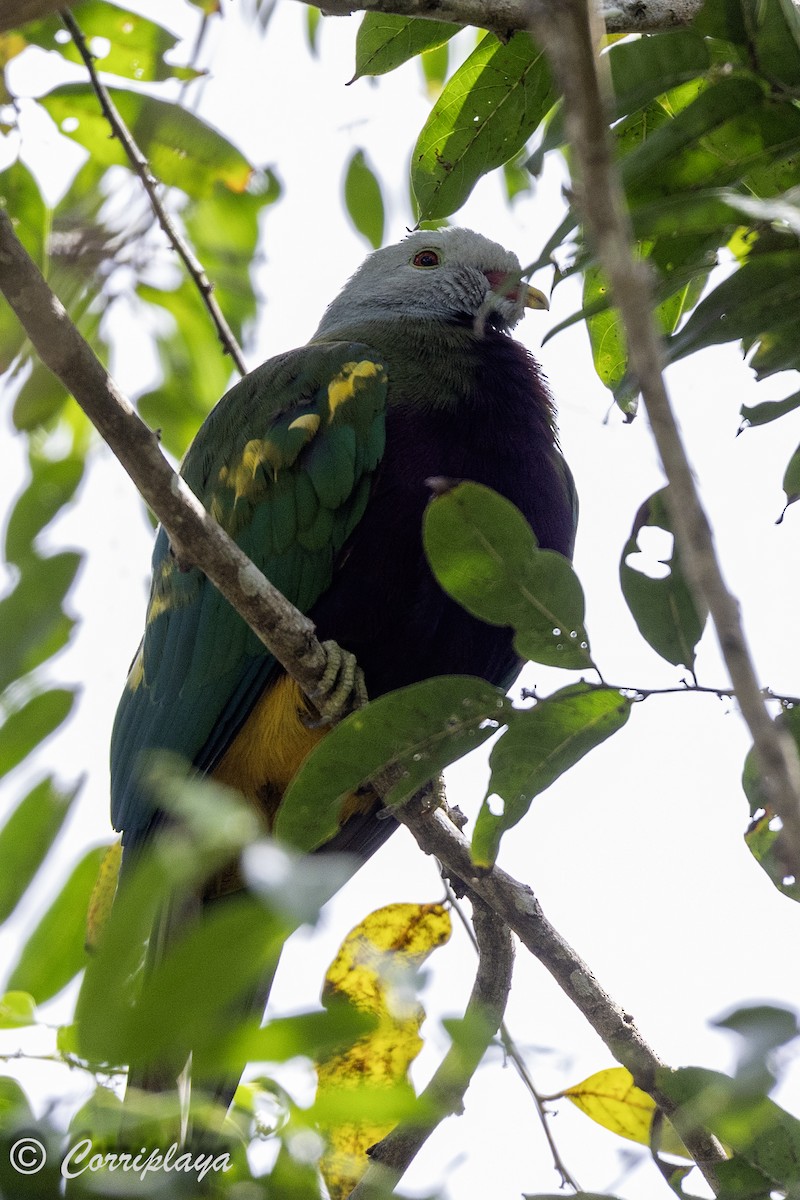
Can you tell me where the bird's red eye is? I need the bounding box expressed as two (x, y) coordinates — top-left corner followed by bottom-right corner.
(412, 249), (440, 268)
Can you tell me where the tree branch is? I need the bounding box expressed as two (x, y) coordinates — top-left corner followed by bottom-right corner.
(0, 209), (332, 714)
(0, 208), (725, 1192)
(0, 0), (75, 30)
(527, 0), (800, 872)
(289, 0), (703, 35)
(348, 897), (514, 1199)
(396, 798), (726, 1192)
(59, 8), (247, 377)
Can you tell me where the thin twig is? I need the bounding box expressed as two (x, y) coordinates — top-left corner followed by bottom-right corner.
(526, 0), (800, 873)
(59, 8), (247, 376)
(521, 683), (800, 706)
(0, 210), (726, 1191)
(348, 896), (515, 1199)
(445, 881), (581, 1192)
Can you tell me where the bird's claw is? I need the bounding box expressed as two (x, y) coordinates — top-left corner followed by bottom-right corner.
(303, 640), (368, 727)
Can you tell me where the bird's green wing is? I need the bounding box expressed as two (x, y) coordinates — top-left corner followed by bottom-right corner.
(111, 342), (387, 845)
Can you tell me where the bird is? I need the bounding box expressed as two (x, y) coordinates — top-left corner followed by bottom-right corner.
(109, 226), (577, 1113)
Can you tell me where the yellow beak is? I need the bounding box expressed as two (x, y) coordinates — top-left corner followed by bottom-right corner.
(524, 285), (550, 312)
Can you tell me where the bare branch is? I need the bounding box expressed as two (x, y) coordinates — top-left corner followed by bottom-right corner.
(2, 0), (703, 32)
(59, 8), (248, 377)
(527, 0), (800, 871)
(0, 0), (76, 29)
(395, 798), (726, 1193)
(0, 208), (726, 1191)
(348, 896), (515, 1200)
(289, 0), (703, 34)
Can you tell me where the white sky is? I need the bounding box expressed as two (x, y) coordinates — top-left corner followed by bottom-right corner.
(1, 2), (800, 1197)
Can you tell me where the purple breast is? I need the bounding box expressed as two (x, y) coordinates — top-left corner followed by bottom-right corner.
(311, 331), (575, 698)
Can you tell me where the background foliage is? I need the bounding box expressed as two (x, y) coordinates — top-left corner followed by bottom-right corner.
(1, 0), (800, 1196)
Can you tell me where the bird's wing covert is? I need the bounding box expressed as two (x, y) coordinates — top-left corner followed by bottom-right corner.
(111, 342), (388, 843)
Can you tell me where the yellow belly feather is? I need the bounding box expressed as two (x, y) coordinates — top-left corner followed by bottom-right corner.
(212, 673), (374, 831)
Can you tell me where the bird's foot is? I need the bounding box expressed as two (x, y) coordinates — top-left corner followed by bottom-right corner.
(304, 640), (368, 727)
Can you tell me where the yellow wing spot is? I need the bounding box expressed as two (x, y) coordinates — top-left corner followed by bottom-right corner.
(219, 437), (284, 497)
(145, 558), (176, 623)
(288, 412), (321, 437)
(327, 360), (384, 422)
(126, 649), (144, 692)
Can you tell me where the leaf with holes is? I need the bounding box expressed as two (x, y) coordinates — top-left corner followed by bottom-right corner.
(743, 705), (800, 902)
(472, 685), (631, 867)
(620, 489), (708, 669)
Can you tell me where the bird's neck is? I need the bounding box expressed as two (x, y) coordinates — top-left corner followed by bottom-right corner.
(313, 316), (551, 423)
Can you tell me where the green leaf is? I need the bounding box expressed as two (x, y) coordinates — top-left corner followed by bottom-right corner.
(0, 689), (76, 780)
(629, 190), (743, 240)
(136, 276), (237, 456)
(693, 0), (748, 42)
(0, 777), (82, 924)
(503, 151), (533, 203)
(203, 1004), (376, 1079)
(182, 170), (280, 343)
(277, 677), (509, 852)
(423, 481), (591, 669)
(583, 265), (627, 393)
(620, 489), (708, 669)
(667, 250), (800, 367)
(656, 1065), (800, 1188)
(0, 1076), (34, 1125)
(743, 706), (800, 901)
(715, 1003), (799, 1092)
(25, 1), (181, 83)
(623, 76), (800, 202)
(781, 442), (800, 513)
(4, 452), (84, 566)
(473, 685), (631, 867)
(116, 893), (287, 1077)
(749, 0), (800, 89)
(412, 32), (555, 220)
(0, 160), (47, 372)
(421, 40), (451, 95)
(0, 991), (37, 1028)
(0, 552), (80, 692)
(608, 30), (710, 114)
(6, 844), (109, 1004)
(353, 12), (459, 79)
(344, 149), (385, 249)
(305, 6), (321, 56)
(40, 84), (253, 198)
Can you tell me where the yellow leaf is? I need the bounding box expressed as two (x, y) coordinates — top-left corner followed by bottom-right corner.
(85, 840), (122, 953)
(317, 902), (451, 1200)
(562, 1066), (690, 1158)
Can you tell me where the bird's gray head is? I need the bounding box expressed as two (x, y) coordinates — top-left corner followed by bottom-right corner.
(313, 228), (548, 340)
